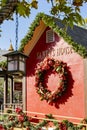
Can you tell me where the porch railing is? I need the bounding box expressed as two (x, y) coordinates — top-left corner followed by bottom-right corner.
(0, 103), (23, 114)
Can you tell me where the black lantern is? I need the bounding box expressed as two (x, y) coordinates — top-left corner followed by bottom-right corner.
(3, 51), (28, 76)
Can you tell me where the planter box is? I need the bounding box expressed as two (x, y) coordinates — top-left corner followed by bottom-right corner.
(14, 128), (26, 130)
(42, 127), (56, 130)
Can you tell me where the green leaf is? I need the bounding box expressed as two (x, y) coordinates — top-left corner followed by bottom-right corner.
(75, 6), (80, 12)
(31, 0), (38, 9)
(17, 1), (30, 17)
(56, 66), (62, 72)
(47, 0), (50, 2)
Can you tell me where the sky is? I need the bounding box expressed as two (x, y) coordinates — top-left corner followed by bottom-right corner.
(0, 0), (87, 50)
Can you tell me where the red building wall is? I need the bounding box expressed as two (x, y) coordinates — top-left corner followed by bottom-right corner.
(26, 27), (85, 121)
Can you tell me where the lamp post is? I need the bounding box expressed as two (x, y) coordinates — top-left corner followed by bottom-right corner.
(3, 13), (28, 110)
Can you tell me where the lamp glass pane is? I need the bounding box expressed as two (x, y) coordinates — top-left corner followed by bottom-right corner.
(8, 56), (13, 61)
(19, 56), (25, 61)
(8, 60), (17, 71)
(8, 56), (18, 61)
(19, 61), (25, 71)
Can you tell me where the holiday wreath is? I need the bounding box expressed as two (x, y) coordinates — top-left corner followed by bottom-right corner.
(35, 57), (68, 103)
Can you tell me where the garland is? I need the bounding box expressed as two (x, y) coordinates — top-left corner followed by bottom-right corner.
(1, 107), (87, 130)
(35, 57), (67, 103)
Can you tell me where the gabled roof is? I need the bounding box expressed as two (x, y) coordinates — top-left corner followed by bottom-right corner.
(55, 19), (87, 48)
(19, 13), (87, 58)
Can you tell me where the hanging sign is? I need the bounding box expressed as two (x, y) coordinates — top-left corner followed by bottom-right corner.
(14, 82), (22, 91)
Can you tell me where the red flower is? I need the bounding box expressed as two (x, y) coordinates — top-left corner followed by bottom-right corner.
(0, 125), (3, 129)
(41, 64), (50, 70)
(15, 107), (22, 114)
(18, 115), (24, 122)
(35, 82), (39, 87)
(35, 76), (39, 81)
(26, 128), (30, 130)
(48, 59), (54, 66)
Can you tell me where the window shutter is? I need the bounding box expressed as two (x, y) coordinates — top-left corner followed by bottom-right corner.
(46, 29), (55, 43)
